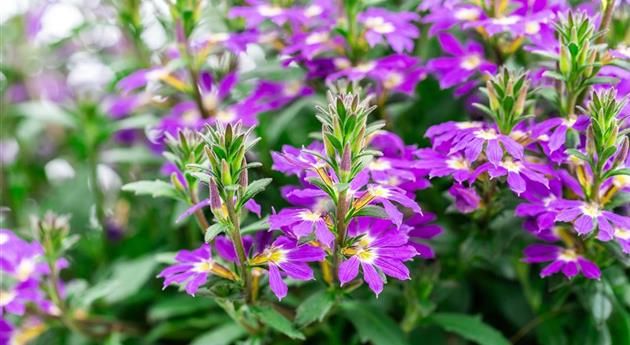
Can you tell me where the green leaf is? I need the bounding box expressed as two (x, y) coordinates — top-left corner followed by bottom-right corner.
(430, 313), (511, 345)
(252, 306), (305, 340)
(341, 301), (409, 345)
(12, 101), (77, 128)
(591, 292), (613, 324)
(603, 168), (630, 180)
(112, 114), (158, 131)
(565, 148), (590, 162)
(240, 217), (269, 234)
(190, 323), (246, 345)
(80, 255), (158, 306)
(148, 295), (215, 321)
(295, 290), (335, 327)
(543, 71), (566, 81)
(351, 205), (388, 219)
(240, 178), (272, 205)
(101, 147), (161, 164)
(205, 223), (228, 242)
(122, 180), (179, 199)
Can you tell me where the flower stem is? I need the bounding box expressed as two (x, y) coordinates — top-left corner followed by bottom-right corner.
(332, 189), (349, 284)
(225, 192), (252, 304)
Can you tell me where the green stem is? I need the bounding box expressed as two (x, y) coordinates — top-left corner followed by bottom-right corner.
(225, 192), (252, 304)
(332, 189), (348, 284)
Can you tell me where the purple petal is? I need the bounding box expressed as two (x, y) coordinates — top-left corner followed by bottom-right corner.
(268, 264), (287, 300)
(361, 262), (384, 296)
(578, 258), (601, 280)
(338, 256), (359, 285)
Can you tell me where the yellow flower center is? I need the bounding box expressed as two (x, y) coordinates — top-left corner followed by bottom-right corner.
(17, 259), (36, 281)
(500, 158), (522, 173)
(300, 210), (322, 221)
(304, 5), (323, 17)
(384, 72), (404, 89)
(580, 203), (601, 218)
(456, 121), (482, 129)
(615, 227), (630, 240)
(357, 249), (375, 263)
(369, 159), (392, 171)
(364, 16), (395, 34)
(306, 32), (328, 45)
(258, 5), (283, 16)
(0, 290), (16, 306)
(525, 21), (541, 35)
(558, 249), (578, 262)
(454, 8), (480, 21)
(368, 185), (390, 198)
(475, 128), (498, 140)
(355, 62), (376, 73)
(446, 156), (470, 170)
(216, 109), (236, 123)
(193, 260), (214, 273)
(461, 54), (482, 70)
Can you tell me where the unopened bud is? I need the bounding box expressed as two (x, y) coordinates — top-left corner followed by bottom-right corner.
(613, 137), (629, 168)
(209, 178), (222, 212)
(486, 80), (499, 112)
(170, 172), (186, 193)
(585, 125), (595, 155)
(205, 146), (218, 171)
(221, 159), (232, 185)
(583, 50), (597, 77)
(514, 80), (529, 116)
(606, 126), (618, 148)
(559, 46), (571, 75)
(340, 145), (352, 181)
(323, 133), (335, 158)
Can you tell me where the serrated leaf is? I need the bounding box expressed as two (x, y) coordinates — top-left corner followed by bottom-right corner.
(430, 313), (510, 345)
(295, 291), (335, 327)
(205, 223), (228, 242)
(239, 178), (272, 206)
(252, 306), (305, 340)
(122, 180), (179, 199)
(341, 302), (408, 345)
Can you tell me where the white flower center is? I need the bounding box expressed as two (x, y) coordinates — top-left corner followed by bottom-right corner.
(542, 196), (556, 207)
(525, 21), (541, 35)
(475, 128), (498, 140)
(147, 68), (167, 81)
(208, 33), (229, 43)
(558, 249), (578, 262)
(613, 175), (630, 188)
(580, 203), (601, 218)
(306, 32), (328, 45)
(216, 109), (236, 123)
(493, 15), (520, 26)
(368, 185), (390, 198)
(304, 5), (323, 17)
(446, 156), (470, 170)
(17, 259), (36, 281)
(0, 233), (9, 245)
(364, 16), (395, 34)
(193, 260), (214, 273)
(266, 248), (287, 264)
(615, 227), (630, 240)
(181, 110), (199, 126)
(283, 81), (302, 97)
(383, 72), (404, 89)
(460, 54), (481, 70)
(456, 121), (482, 129)
(0, 290), (16, 307)
(258, 5), (283, 17)
(300, 210), (322, 222)
(369, 159), (391, 171)
(334, 58), (351, 69)
(454, 8), (480, 21)
(562, 115), (577, 127)
(355, 62), (376, 73)
(500, 159), (522, 173)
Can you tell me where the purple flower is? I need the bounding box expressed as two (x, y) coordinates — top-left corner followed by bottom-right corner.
(117, 67), (169, 93)
(422, 4), (484, 36)
(427, 33), (496, 93)
(471, 158), (549, 195)
(449, 126), (524, 166)
(241, 80), (313, 114)
(358, 8), (420, 53)
(214, 235), (254, 263)
(404, 214), (443, 258)
(157, 244), (236, 296)
(552, 200), (630, 236)
(515, 179), (564, 231)
(249, 237), (326, 300)
(353, 181), (423, 227)
(339, 218), (417, 296)
(425, 121), (484, 151)
(523, 244), (600, 279)
(531, 115), (589, 154)
(448, 184), (481, 214)
(229, 1), (296, 28)
(269, 208), (334, 248)
(603, 225), (630, 254)
(415, 149), (473, 183)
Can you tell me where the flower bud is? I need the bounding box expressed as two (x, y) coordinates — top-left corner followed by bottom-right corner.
(612, 136), (629, 169)
(209, 178), (222, 213)
(486, 80), (500, 112)
(340, 145), (352, 181)
(585, 125), (595, 155)
(559, 46), (571, 75)
(239, 158), (248, 191)
(170, 172), (186, 194)
(221, 159), (232, 185)
(514, 80), (529, 117)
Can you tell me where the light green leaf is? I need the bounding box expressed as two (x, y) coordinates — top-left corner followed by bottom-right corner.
(101, 147), (161, 164)
(122, 180), (179, 199)
(205, 223), (228, 243)
(351, 205), (388, 219)
(240, 217), (269, 234)
(591, 292), (613, 324)
(113, 114), (158, 131)
(148, 295), (215, 322)
(252, 306), (305, 340)
(295, 290), (335, 327)
(12, 101), (77, 128)
(239, 178), (272, 205)
(430, 313), (510, 345)
(190, 323), (246, 345)
(341, 301), (409, 345)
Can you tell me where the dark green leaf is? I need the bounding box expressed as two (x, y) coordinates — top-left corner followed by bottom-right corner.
(205, 223), (228, 243)
(295, 291), (335, 327)
(252, 306), (305, 340)
(351, 205), (388, 219)
(190, 323), (246, 345)
(341, 301), (409, 345)
(430, 313), (510, 345)
(240, 178), (272, 205)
